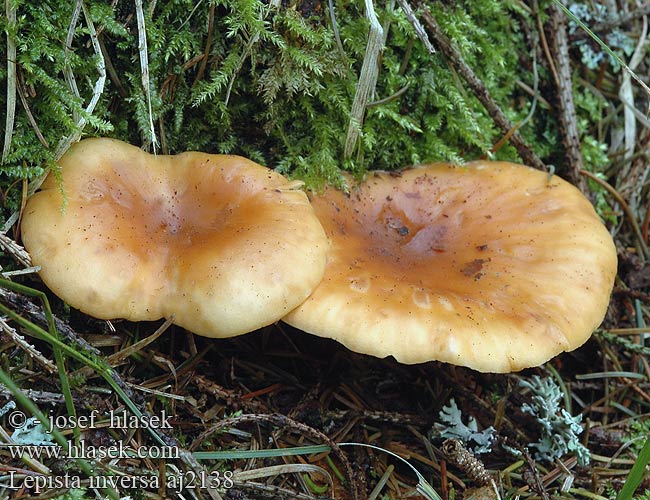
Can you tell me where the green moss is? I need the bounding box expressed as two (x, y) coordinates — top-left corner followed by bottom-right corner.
(0, 0), (608, 195)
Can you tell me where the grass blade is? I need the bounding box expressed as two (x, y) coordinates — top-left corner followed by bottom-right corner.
(616, 437), (650, 500)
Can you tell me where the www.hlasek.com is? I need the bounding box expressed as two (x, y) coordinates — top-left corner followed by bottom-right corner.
(3, 408), (234, 492)
(6, 439), (178, 460)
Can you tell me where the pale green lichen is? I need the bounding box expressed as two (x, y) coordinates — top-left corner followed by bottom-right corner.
(520, 376), (591, 466)
(433, 398), (496, 454)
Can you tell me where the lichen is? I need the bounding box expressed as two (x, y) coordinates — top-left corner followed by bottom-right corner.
(433, 398), (496, 454)
(520, 376), (591, 466)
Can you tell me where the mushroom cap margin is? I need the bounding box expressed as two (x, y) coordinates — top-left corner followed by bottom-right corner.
(283, 162), (617, 373)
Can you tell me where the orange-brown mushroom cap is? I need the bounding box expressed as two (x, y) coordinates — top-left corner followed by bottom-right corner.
(283, 162), (617, 372)
(22, 138), (328, 338)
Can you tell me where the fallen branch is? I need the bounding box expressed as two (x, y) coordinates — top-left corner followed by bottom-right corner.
(419, 8), (546, 171)
(547, 3), (588, 193)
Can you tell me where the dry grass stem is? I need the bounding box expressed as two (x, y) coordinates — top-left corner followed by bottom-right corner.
(344, 0), (384, 159)
(2, 0), (17, 165)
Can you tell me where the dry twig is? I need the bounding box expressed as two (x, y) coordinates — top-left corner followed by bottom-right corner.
(54, 0), (106, 161)
(16, 73), (50, 149)
(419, 9), (546, 171)
(344, 0), (384, 159)
(2, 0), (17, 165)
(545, 6), (587, 193)
(0, 233), (32, 269)
(395, 0), (435, 55)
(135, 0), (158, 152)
(0, 317), (57, 373)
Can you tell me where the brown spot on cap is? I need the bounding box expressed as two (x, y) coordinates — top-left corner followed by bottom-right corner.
(460, 258), (490, 278)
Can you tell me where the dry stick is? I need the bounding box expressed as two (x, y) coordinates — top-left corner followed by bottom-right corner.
(367, 83), (411, 108)
(193, 374), (268, 414)
(9, 0), (98, 204)
(0, 277), (219, 500)
(14, 0), (106, 222)
(617, 15), (649, 217)
(324, 409), (426, 427)
(608, 326), (650, 335)
(135, 0), (158, 152)
(0, 233), (32, 269)
(0, 264), (104, 349)
(395, 0), (435, 54)
(0, 426), (52, 476)
(344, 0), (384, 159)
(488, 54), (540, 157)
(192, 2), (216, 88)
(0, 317), (57, 373)
(327, 0), (346, 62)
(224, 33), (258, 107)
(548, 4), (588, 193)
(520, 448), (552, 500)
(534, 0), (558, 86)
(73, 317), (175, 381)
(0, 386), (66, 403)
(0, 288), (106, 358)
(554, 1), (650, 102)
(2, 0), (17, 164)
(63, 0), (84, 124)
(98, 35), (128, 98)
(419, 10), (546, 171)
(641, 201), (650, 241)
(17, 78), (49, 149)
(53, 1), (106, 161)
(619, 13), (648, 164)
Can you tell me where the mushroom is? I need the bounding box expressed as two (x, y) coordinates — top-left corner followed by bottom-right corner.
(283, 162), (617, 372)
(21, 138), (328, 338)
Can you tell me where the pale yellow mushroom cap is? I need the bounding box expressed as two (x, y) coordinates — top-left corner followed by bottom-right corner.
(22, 138), (328, 338)
(283, 162), (618, 373)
